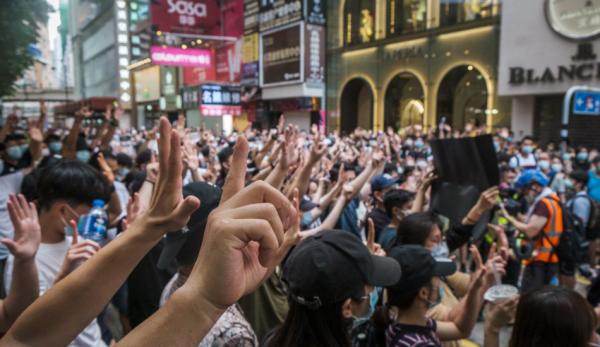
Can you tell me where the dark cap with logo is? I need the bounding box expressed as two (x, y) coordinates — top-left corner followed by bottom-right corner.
(158, 182), (221, 270)
(387, 245), (456, 293)
(283, 229), (401, 309)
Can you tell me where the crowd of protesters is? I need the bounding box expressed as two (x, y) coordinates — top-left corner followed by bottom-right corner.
(0, 104), (599, 347)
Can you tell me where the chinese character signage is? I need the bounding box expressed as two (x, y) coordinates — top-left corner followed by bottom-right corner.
(305, 0), (326, 25)
(201, 84), (242, 106)
(245, 0), (260, 34)
(150, 0), (219, 35)
(258, 0), (303, 32)
(305, 24), (324, 86)
(260, 23), (303, 86)
(150, 46), (212, 67)
(151, 0), (242, 37)
(573, 90), (600, 116)
(181, 86), (200, 110)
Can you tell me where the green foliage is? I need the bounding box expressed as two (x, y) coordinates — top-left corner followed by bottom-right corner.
(0, 0), (52, 97)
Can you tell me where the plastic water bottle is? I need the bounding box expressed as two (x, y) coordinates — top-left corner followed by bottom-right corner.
(79, 199), (108, 246)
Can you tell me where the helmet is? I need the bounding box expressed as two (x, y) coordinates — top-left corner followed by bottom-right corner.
(514, 169), (549, 189)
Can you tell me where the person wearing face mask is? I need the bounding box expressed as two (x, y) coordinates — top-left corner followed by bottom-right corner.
(499, 169), (571, 292)
(380, 189), (416, 250)
(45, 134), (63, 158)
(0, 135), (26, 176)
(567, 171), (597, 267)
(574, 147), (591, 172)
(4, 160), (112, 347)
(264, 229), (401, 347)
(385, 245), (486, 347)
(368, 175), (399, 240)
(588, 156), (600, 204)
(508, 137), (537, 170)
(75, 134), (92, 164)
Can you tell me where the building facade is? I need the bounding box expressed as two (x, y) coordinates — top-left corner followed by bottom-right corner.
(498, 0), (600, 147)
(326, 0), (510, 133)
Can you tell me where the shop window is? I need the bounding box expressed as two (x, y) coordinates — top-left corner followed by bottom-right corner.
(387, 0), (427, 36)
(344, 0), (375, 46)
(440, 0), (496, 27)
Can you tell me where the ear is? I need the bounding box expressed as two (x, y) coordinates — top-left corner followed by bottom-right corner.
(341, 298), (353, 319)
(418, 286), (429, 302)
(391, 206), (401, 216)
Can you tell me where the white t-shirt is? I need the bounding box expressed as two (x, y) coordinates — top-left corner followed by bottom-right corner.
(0, 171), (24, 259)
(509, 154), (537, 169)
(5, 237), (106, 347)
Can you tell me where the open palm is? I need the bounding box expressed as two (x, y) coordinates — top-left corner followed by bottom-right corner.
(3, 194), (40, 260)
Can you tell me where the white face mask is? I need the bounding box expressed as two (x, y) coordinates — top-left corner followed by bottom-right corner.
(431, 242), (450, 259)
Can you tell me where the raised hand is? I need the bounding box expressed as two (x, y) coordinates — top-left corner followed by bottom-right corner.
(136, 117), (201, 235)
(27, 119), (44, 143)
(308, 132), (326, 164)
(187, 134), (297, 309)
(477, 186), (500, 211)
(469, 245), (489, 292)
(182, 140), (199, 172)
(55, 224), (100, 283)
(482, 243), (507, 289)
(2, 194), (40, 261)
(367, 217), (385, 256)
(97, 153), (115, 185)
(124, 192), (141, 228)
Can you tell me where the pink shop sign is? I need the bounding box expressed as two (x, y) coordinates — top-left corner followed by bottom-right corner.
(150, 46), (212, 68)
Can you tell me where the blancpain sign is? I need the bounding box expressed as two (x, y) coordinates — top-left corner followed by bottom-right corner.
(499, 0), (600, 96)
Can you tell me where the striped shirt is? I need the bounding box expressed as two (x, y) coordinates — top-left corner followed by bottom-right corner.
(386, 318), (442, 347)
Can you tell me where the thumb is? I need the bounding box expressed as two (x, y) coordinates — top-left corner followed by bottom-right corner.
(172, 196), (201, 224)
(71, 220), (79, 245)
(1, 239), (18, 255)
(367, 218), (375, 251)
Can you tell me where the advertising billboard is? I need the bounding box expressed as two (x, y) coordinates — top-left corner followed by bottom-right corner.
(260, 23), (303, 86)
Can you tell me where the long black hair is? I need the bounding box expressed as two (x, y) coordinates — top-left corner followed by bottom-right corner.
(510, 286), (595, 347)
(265, 299), (351, 347)
(393, 211), (441, 247)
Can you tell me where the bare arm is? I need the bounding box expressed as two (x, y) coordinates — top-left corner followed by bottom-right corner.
(501, 210), (547, 239)
(1, 118), (201, 347)
(62, 108), (89, 160)
(303, 194), (348, 237)
(0, 195), (40, 333)
(285, 138), (326, 199)
(265, 142), (289, 190)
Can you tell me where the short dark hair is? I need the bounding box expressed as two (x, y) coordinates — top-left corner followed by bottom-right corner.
(37, 160), (112, 211)
(510, 286), (595, 347)
(570, 170), (588, 186)
(394, 212), (441, 248)
(136, 149), (152, 167)
(218, 147), (233, 164)
(387, 281), (429, 310)
(593, 156), (600, 165)
(116, 153), (133, 168)
(383, 189), (415, 218)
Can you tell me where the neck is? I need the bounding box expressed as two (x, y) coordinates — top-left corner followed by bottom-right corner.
(390, 219), (400, 228)
(393, 305), (428, 327)
(39, 212), (66, 244)
(376, 201), (384, 210)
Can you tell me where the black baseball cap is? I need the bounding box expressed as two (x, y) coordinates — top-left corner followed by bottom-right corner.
(283, 230), (401, 309)
(387, 245), (456, 293)
(157, 182), (221, 270)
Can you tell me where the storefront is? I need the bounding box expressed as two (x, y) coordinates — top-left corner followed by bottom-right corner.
(132, 65), (161, 128)
(498, 0), (600, 147)
(327, 0), (509, 133)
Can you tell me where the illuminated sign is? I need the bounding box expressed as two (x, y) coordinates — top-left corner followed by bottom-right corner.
(150, 46), (212, 67)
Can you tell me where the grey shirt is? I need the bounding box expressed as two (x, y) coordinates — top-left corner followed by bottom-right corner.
(568, 192), (592, 228)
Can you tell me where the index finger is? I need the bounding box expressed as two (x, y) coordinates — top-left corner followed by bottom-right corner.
(470, 245), (483, 270)
(220, 136), (249, 204)
(157, 117), (172, 174)
(71, 220), (79, 245)
(367, 218), (375, 251)
(220, 181), (295, 230)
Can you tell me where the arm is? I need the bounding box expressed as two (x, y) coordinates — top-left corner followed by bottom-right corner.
(265, 142), (289, 190)
(436, 258), (486, 341)
(303, 193), (348, 237)
(410, 172), (437, 214)
(254, 137), (275, 167)
(0, 194), (40, 333)
(1, 117), (201, 347)
(117, 136), (297, 346)
(347, 161), (375, 200)
(62, 108), (89, 160)
(285, 137), (326, 199)
(501, 209), (547, 239)
(26, 119), (44, 164)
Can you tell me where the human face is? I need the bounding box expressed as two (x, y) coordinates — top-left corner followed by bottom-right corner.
(424, 224), (442, 250)
(343, 285), (373, 319)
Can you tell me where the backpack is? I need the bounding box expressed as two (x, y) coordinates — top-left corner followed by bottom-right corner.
(543, 197), (589, 269)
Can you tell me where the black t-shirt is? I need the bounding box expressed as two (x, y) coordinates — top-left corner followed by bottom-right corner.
(368, 208), (390, 241)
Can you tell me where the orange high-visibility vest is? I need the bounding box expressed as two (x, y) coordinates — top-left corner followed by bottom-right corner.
(526, 195), (564, 264)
